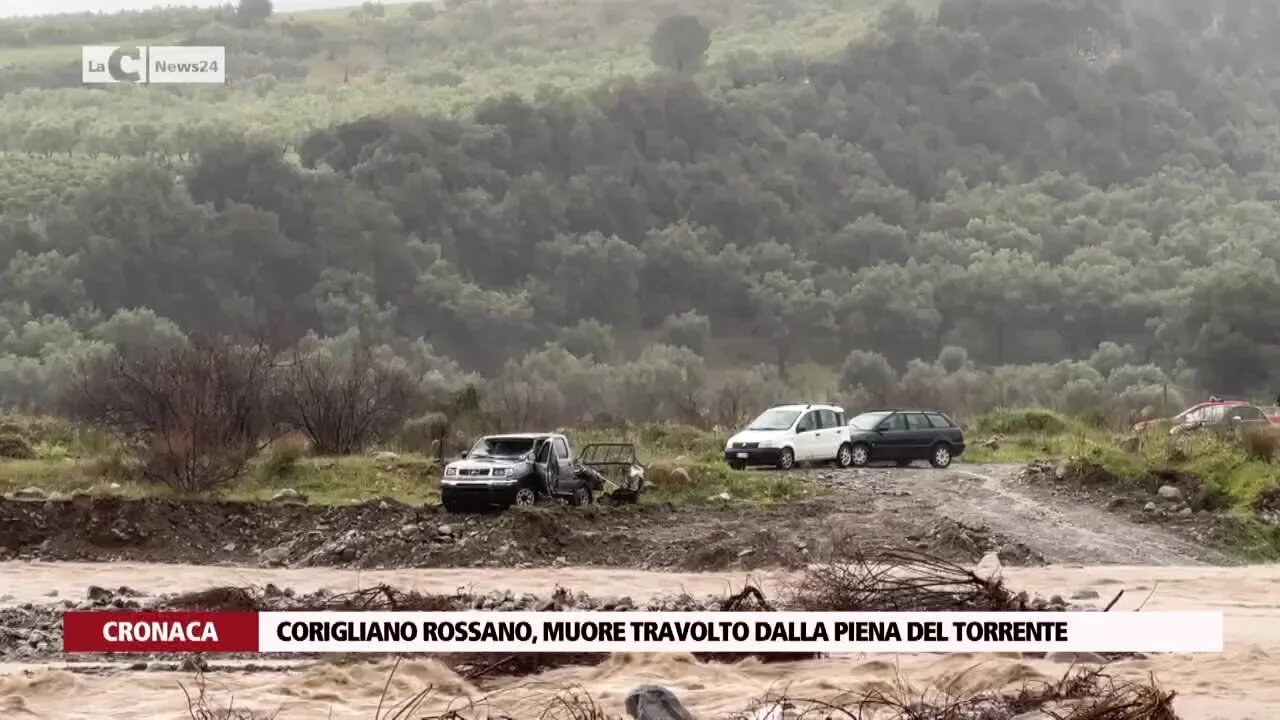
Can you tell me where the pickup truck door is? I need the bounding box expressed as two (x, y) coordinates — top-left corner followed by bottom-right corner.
(552, 436), (576, 492)
(533, 439), (556, 495)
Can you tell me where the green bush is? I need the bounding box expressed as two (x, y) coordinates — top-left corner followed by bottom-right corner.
(970, 409), (1072, 436)
(637, 423), (719, 455)
(257, 436), (307, 481)
(0, 431), (34, 459)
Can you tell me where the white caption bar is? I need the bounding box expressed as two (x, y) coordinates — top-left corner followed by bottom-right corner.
(257, 611), (1223, 654)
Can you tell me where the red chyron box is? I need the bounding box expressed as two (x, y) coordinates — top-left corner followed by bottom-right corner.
(63, 611), (259, 653)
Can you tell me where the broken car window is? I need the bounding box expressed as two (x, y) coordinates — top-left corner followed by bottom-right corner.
(469, 437), (537, 458)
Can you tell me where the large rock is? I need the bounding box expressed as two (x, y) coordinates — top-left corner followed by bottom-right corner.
(1157, 485), (1182, 501)
(974, 551), (1003, 579)
(271, 488), (306, 504)
(625, 685), (696, 720)
(260, 545), (291, 566)
(8, 486), (48, 501)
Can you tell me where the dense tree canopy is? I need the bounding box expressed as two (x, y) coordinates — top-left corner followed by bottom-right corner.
(3, 0), (1280, 422)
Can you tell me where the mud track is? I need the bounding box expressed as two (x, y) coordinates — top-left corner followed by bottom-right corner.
(804, 463), (1236, 566)
(0, 464), (1235, 570)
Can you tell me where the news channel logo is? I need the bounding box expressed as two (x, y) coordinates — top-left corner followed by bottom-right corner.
(82, 46), (226, 85)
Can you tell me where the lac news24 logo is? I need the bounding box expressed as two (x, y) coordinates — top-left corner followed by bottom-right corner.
(82, 46), (226, 85)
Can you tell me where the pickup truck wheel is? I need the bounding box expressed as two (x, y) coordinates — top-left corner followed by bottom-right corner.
(776, 447), (795, 471)
(513, 487), (537, 507)
(930, 443), (953, 469)
(571, 486), (593, 507)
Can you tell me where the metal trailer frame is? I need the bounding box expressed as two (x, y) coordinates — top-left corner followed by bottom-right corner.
(575, 442), (646, 504)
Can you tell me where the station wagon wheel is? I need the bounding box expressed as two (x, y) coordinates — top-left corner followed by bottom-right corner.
(850, 443), (870, 467)
(777, 447), (795, 471)
(571, 486), (592, 506)
(930, 443), (952, 469)
(513, 487), (537, 506)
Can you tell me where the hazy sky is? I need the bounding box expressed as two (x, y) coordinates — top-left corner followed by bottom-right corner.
(1, 0), (411, 18)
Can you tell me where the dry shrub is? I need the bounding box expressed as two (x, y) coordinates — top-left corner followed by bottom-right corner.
(402, 411), (449, 454)
(483, 377), (566, 430)
(258, 434), (308, 480)
(789, 546), (1028, 611)
(0, 430), (34, 459)
(276, 345), (418, 455)
(86, 448), (133, 483)
(183, 671), (278, 720)
(637, 423), (713, 452)
(378, 664), (611, 720)
(66, 335), (280, 492)
(1239, 424), (1280, 462)
(645, 464), (697, 489)
(410, 384), (485, 458)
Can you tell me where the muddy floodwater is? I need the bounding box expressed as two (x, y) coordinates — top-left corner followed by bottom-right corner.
(1, 561), (1277, 720)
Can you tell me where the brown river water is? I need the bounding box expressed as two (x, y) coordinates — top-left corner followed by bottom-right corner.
(1, 561), (1277, 719)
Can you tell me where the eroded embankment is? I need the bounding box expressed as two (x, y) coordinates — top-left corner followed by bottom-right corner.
(0, 489), (1037, 571)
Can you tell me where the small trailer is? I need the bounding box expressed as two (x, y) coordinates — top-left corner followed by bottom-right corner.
(574, 442), (647, 505)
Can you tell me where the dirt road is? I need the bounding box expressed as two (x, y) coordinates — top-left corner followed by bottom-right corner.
(0, 462), (1237, 570)
(803, 463), (1237, 566)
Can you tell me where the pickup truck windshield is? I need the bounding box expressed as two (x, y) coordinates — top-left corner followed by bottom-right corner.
(469, 437), (537, 458)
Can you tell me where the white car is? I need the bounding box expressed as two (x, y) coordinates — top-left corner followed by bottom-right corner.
(723, 403), (852, 471)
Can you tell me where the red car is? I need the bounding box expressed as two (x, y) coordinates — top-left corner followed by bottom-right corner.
(1132, 399), (1277, 432)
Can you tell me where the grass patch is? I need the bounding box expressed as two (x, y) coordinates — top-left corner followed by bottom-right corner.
(575, 423), (726, 464)
(0, 44), (82, 69)
(0, 418), (801, 508)
(232, 454), (440, 505)
(645, 460), (822, 506)
(0, 453), (441, 505)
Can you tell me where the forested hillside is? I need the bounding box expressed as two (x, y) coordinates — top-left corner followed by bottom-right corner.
(3, 0), (1280, 425)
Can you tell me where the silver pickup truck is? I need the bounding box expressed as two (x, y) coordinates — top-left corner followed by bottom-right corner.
(440, 433), (645, 512)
